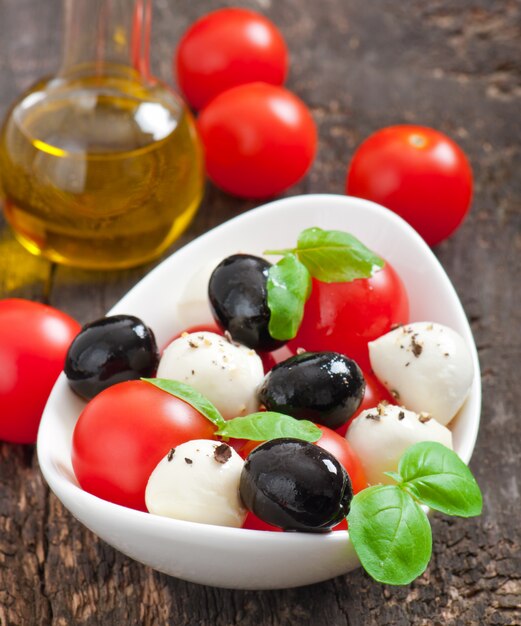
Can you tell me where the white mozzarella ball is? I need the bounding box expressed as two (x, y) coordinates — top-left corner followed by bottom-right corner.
(369, 322), (474, 426)
(145, 440), (246, 527)
(346, 404), (453, 485)
(157, 331), (263, 420)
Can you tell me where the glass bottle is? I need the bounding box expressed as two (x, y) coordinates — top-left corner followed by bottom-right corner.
(0, 0), (204, 269)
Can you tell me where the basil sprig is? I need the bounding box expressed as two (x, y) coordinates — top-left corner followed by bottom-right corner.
(347, 442), (483, 586)
(142, 378), (321, 443)
(264, 227), (384, 340)
(393, 441), (483, 517)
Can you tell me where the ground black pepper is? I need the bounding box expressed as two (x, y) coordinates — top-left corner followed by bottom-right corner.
(214, 443), (232, 464)
(411, 334), (423, 357)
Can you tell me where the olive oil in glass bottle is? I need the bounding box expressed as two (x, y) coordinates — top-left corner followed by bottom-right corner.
(0, 0), (204, 269)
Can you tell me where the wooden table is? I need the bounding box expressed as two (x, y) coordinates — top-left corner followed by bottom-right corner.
(1, 0), (520, 623)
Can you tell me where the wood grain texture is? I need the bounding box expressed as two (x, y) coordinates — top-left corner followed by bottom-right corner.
(0, 0), (520, 624)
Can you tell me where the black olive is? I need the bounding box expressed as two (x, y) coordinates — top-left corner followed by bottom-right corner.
(208, 254), (284, 352)
(240, 438), (353, 532)
(258, 351), (365, 430)
(64, 315), (159, 400)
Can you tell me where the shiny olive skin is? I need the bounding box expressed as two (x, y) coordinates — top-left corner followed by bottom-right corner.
(64, 315), (159, 400)
(208, 254), (285, 352)
(258, 351), (365, 430)
(240, 438), (353, 532)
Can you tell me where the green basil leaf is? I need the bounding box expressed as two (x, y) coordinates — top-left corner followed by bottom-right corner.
(142, 378), (226, 428)
(267, 254), (311, 340)
(398, 442), (483, 518)
(348, 485), (432, 586)
(215, 412), (321, 442)
(384, 471), (403, 484)
(296, 227), (384, 283)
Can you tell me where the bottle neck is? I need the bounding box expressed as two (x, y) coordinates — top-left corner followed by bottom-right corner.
(59, 0), (151, 80)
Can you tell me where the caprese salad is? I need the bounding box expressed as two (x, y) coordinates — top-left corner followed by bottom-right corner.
(64, 226), (481, 585)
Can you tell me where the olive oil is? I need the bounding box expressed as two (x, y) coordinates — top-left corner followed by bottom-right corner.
(0, 74), (204, 269)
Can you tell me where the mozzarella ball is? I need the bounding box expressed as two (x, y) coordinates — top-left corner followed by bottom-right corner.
(369, 322), (474, 426)
(157, 331), (264, 420)
(346, 404), (453, 485)
(145, 440), (246, 527)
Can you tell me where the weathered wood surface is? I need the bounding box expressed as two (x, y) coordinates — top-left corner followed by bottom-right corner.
(0, 0), (520, 624)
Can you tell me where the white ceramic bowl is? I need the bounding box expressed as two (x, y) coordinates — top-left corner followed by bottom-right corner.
(37, 194), (481, 590)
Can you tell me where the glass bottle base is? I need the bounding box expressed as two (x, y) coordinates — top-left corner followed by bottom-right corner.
(3, 192), (202, 270)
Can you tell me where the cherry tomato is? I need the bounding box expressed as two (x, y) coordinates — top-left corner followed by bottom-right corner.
(240, 425), (367, 494)
(175, 8), (289, 110)
(239, 440), (263, 458)
(289, 261), (409, 371)
(314, 425), (367, 494)
(0, 299), (80, 444)
(334, 519), (349, 531)
(335, 371), (395, 437)
(242, 511), (282, 532)
(72, 380), (216, 511)
(197, 83), (317, 199)
(346, 125), (473, 246)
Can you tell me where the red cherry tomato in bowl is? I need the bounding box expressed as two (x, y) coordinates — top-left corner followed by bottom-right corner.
(289, 261), (409, 371)
(175, 8), (289, 110)
(197, 83), (317, 199)
(346, 125), (473, 246)
(242, 511), (282, 532)
(314, 425), (367, 494)
(72, 380), (216, 511)
(0, 299), (80, 444)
